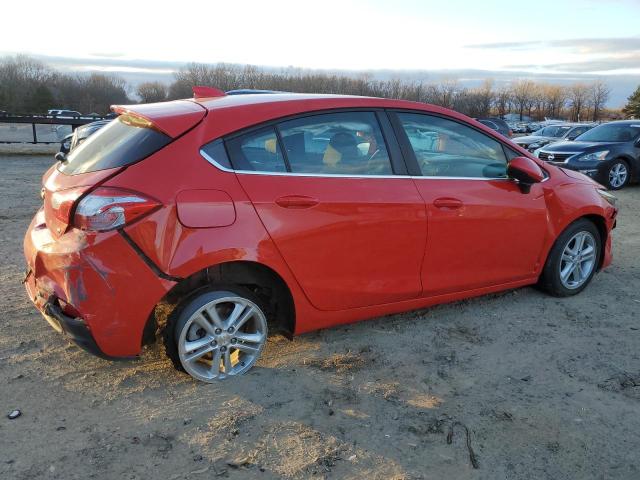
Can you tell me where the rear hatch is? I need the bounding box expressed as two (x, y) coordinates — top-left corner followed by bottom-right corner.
(43, 100), (206, 237)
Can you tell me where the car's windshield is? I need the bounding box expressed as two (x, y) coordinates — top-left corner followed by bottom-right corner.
(535, 125), (572, 137)
(575, 123), (640, 142)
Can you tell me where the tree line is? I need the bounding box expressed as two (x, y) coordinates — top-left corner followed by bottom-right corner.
(144, 64), (617, 122)
(0, 55), (128, 114)
(0, 54), (634, 121)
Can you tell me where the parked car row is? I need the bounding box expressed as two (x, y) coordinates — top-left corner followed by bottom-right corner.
(513, 123), (595, 152)
(534, 120), (640, 190)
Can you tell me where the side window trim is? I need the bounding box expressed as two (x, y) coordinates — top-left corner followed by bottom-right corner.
(387, 110), (423, 176)
(217, 109), (405, 178)
(273, 124), (292, 173)
(376, 111), (408, 176)
(388, 109), (511, 180)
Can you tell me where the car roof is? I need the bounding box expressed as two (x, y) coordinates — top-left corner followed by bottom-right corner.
(602, 120), (640, 125)
(189, 93), (469, 140)
(191, 92), (427, 112)
(116, 93), (504, 142)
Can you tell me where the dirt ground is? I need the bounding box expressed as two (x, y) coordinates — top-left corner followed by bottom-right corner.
(1, 154), (639, 480)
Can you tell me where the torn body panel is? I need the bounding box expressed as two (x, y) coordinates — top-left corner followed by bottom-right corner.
(24, 208), (174, 357)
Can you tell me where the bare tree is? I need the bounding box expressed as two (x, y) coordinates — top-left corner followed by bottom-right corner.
(494, 86), (511, 118)
(568, 83), (590, 121)
(510, 80), (536, 121)
(137, 81), (167, 103)
(588, 80), (611, 121)
(543, 84), (567, 119)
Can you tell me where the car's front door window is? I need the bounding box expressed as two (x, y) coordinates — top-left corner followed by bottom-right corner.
(397, 113), (508, 179)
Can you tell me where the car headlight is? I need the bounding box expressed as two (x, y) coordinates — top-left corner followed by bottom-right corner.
(597, 189), (617, 206)
(533, 148), (542, 158)
(577, 150), (609, 162)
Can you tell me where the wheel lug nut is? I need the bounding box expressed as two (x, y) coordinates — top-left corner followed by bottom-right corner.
(214, 328), (222, 334)
(210, 340), (217, 346)
(220, 346), (227, 352)
(227, 327), (234, 333)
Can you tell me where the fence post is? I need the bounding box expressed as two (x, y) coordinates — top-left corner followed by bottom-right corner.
(32, 123), (37, 144)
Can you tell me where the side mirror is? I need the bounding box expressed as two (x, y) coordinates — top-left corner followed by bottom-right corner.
(54, 152), (66, 162)
(508, 156), (545, 193)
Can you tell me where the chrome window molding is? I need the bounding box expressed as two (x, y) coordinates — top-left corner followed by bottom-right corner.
(200, 148), (534, 182)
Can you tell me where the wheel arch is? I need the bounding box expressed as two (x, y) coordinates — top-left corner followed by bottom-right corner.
(613, 155), (637, 181)
(142, 260), (296, 347)
(543, 213), (609, 275)
(581, 213), (608, 270)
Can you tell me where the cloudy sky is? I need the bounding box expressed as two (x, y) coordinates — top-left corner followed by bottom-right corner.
(2, 0), (639, 104)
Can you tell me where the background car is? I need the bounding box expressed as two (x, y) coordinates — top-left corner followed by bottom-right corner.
(537, 120), (640, 190)
(24, 92), (616, 383)
(476, 117), (512, 138)
(514, 123), (593, 152)
(47, 109), (82, 117)
(58, 119), (112, 155)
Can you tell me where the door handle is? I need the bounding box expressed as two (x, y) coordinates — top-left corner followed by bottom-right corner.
(433, 197), (463, 209)
(275, 195), (319, 209)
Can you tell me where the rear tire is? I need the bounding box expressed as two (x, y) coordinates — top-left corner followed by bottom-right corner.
(164, 285), (268, 382)
(539, 219), (601, 297)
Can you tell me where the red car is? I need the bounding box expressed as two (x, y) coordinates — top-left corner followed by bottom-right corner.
(24, 90), (618, 382)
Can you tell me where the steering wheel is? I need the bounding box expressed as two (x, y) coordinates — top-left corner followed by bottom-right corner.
(366, 149), (389, 173)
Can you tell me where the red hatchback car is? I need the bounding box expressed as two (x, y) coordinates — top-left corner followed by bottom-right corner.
(24, 91), (617, 382)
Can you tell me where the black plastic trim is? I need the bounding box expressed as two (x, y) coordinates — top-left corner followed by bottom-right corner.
(376, 111), (408, 175)
(43, 300), (114, 359)
(119, 229), (182, 283)
(386, 111), (423, 176)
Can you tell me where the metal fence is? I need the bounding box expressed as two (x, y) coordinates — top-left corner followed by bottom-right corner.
(0, 114), (107, 144)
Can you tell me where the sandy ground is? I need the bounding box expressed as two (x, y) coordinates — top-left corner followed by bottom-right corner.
(1, 155), (639, 480)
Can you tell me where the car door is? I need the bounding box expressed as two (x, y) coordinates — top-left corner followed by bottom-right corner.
(226, 111), (427, 311)
(391, 111), (548, 296)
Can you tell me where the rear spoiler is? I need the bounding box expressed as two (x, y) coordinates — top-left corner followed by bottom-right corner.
(192, 86), (225, 99)
(111, 100), (207, 138)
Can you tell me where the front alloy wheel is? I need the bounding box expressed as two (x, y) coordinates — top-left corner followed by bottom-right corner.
(559, 231), (597, 290)
(539, 219), (601, 297)
(167, 289), (268, 382)
(607, 161), (629, 190)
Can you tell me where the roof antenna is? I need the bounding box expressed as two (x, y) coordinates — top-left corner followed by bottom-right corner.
(193, 86), (226, 99)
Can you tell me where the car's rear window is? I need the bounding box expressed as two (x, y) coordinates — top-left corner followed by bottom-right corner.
(58, 115), (171, 175)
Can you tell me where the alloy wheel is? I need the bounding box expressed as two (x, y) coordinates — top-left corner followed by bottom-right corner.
(559, 231), (597, 290)
(177, 295), (267, 382)
(609, 162), (628, 189)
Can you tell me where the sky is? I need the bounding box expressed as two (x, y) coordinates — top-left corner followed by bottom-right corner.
(2, 0), (640, 105)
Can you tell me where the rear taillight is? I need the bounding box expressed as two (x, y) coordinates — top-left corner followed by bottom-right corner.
(73, 187), (160, 231)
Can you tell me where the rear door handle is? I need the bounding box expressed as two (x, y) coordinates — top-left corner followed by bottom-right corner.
(275, 195), (319, 209)
(433, 197), (463, 209)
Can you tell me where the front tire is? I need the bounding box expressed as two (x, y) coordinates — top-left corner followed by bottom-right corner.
(539, 219), (601, 297)
(164, 286), (268, 382)
(607, 160), (629, 190)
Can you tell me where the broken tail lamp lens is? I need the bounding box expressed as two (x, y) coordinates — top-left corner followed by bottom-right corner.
(73, 187), (160, 231)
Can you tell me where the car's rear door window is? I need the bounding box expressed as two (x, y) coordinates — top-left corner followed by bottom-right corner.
(225, 127), (287, 173)
(397, 113), (508, 179)
(278, 112), (393, 175)
(59, 114), (171, 175)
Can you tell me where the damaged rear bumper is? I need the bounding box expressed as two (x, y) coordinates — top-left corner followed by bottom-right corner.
(23, 208), (175, 357)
